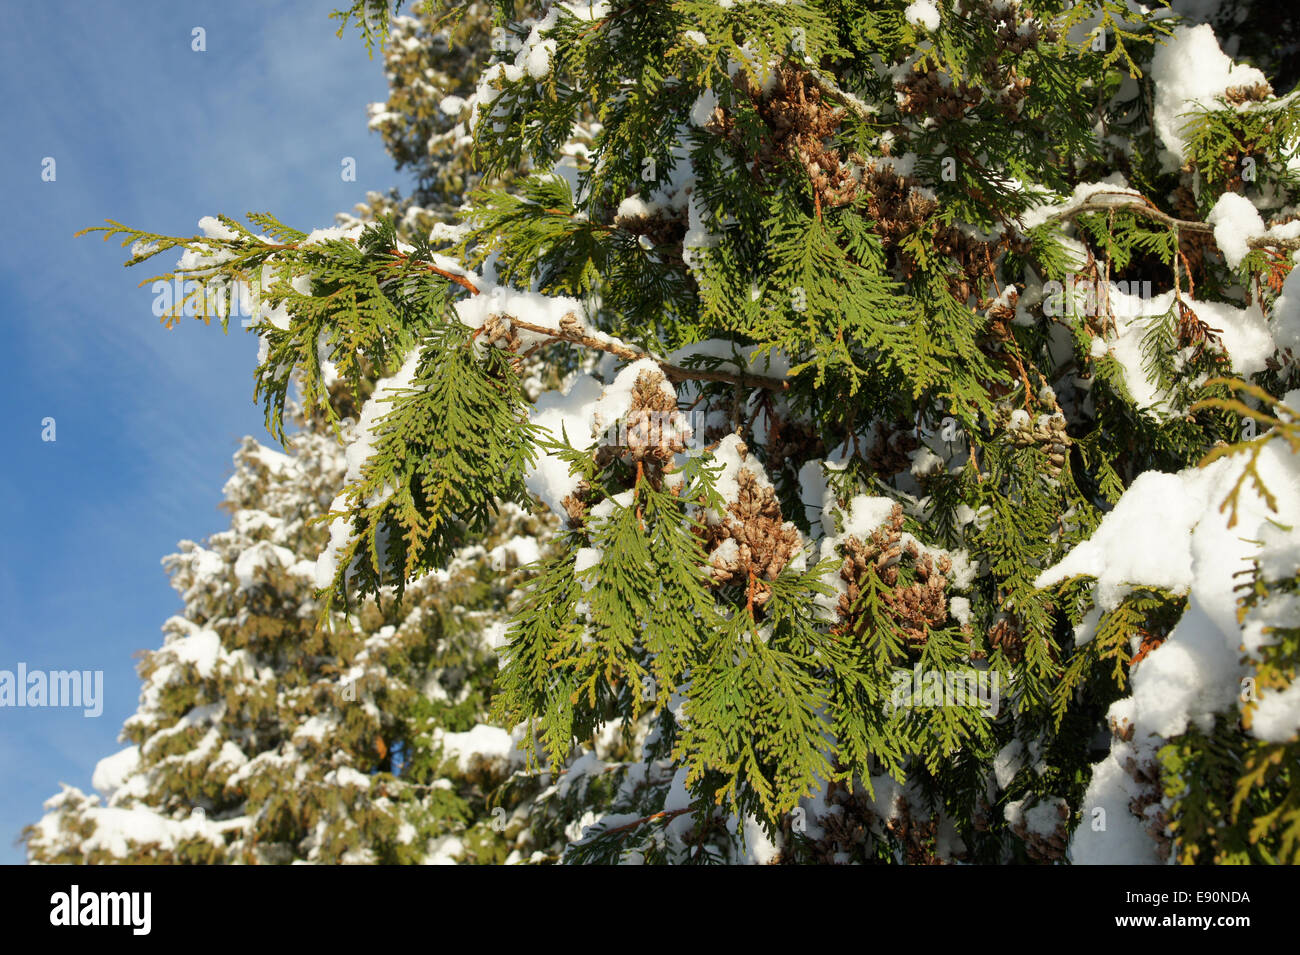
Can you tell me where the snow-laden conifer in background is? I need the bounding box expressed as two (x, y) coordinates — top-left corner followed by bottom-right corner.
(23, 392), (556, 863)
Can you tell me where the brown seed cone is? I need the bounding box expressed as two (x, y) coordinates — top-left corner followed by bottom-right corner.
(988, 615), (1024, 664)
(705, 468), (802, 601)
(722, 64), (860, 211)
(585, 368), (691, 492)
(702, 444), (801, 607)
(1010, 800), (1070, 863)
(836, 504), (953, 645)
(866, 419), (920, 479)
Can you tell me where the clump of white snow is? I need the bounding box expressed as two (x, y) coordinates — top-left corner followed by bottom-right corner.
(904, 0), (941, 31)
(1207, 192), (1265, 270)
(92, 747), (141, 801)
(1049, 421), (1300, 862)
(1150, 25), (1269, 170)
(1268, 253), (1300, 355)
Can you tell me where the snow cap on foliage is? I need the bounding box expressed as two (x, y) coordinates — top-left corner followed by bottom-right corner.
(1053, 430), (1300, 862)
(526, 373), (607, 518)
(1087, 287), (1275, 419)
(1150, 25), (1269, 170)
(904, 0), (940, 31)
(1207, 192), (1265, 270)
(1269, 253), (1300, 355)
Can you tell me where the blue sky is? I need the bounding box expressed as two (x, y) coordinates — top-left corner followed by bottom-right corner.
(0, 0), (414, 862)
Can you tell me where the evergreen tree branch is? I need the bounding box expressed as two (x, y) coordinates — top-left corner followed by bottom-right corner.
(1041, 190), (1300, 251)
(251, 236), (788, 392)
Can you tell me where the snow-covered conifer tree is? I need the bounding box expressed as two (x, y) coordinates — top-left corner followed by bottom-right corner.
(67, 0), (1300, 864)
(24, 391), (555, 863)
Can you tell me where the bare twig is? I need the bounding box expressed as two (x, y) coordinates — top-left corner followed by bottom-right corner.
(386, 248), (482, 295)
(506, 317), (790, 392)
(594, 805), (699, 840)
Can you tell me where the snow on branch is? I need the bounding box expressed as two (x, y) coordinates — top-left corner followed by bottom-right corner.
(1035, 188), (1300, 253)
